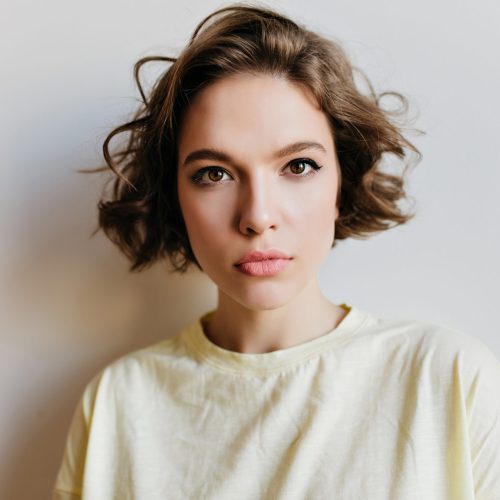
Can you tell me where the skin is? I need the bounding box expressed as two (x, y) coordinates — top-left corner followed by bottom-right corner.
(177, 72), (347, 354)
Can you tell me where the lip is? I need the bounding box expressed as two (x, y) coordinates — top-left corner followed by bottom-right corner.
(235, 250), (293, 265)
(234, 249), (293, 277)
(235, 259), (292, 277)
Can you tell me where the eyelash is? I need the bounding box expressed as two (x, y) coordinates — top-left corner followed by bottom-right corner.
(190, 158), (323, 186)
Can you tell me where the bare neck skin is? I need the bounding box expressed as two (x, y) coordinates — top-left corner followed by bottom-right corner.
(203, 277), (348, 354)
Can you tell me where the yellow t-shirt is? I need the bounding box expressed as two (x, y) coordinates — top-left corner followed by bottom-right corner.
(53, 305), (500, 499)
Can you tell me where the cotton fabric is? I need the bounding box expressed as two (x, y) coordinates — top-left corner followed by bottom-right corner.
(53, 304), (500, 499)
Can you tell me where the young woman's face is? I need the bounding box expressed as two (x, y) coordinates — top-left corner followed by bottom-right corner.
(177, 73), (341, 310)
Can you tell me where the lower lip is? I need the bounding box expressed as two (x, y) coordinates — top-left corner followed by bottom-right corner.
(235, 259), (292, 277)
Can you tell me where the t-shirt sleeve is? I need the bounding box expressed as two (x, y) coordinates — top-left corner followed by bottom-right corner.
(460, 333), (500, 498)
(52, 372), (101, 499)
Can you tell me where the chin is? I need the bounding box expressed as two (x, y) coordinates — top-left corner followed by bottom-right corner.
(228, 284), (300, 312)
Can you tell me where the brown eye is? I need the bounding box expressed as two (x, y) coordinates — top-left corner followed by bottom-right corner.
(286, 159), (323, 177)
(289, 162), (307, 175)
(191, 167), (230, 185)
(208, 169), (224, 182)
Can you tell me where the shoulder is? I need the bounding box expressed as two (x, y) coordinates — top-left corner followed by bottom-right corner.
(363, 310), (498, 362)
(79, 322), (198, 413)
(360, 309), (500, 395)
(351, 307), (500, 387)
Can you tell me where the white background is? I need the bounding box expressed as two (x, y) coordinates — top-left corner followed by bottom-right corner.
(1, 0), (499, 498)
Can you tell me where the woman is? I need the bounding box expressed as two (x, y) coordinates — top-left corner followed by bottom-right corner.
(53, 4), (500, 499)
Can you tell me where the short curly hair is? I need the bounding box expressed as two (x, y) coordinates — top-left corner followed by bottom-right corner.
(85, 3), (421, 273)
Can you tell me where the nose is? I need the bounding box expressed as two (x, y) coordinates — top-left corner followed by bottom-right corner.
(238, 173), (279, 235)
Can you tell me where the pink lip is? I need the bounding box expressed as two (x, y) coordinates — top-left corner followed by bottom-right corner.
(235, 250), (292, 265)
(235, 259), (292, 277)
(234, 250), (293, 277)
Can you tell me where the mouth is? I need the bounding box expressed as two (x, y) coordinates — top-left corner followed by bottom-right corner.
(235, 258), (292, 277)
(235, 249), (292, 265)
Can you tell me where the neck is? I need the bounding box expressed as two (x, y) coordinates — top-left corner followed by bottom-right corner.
(203, 279), (348, 354)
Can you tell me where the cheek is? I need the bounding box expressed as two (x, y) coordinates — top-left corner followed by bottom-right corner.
(295, 182), (337, 248)
(301, 178), (337, 222)
(180, 194), (231, 248)
(302, 203), (335, 241)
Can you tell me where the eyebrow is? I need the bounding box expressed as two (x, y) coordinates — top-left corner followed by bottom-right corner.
(181, 141), (327, 168)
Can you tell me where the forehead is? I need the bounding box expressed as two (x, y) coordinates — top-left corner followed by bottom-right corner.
(177, 73), (335, 162)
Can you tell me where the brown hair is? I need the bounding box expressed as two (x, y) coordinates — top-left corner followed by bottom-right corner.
(84, 2), (421, 273)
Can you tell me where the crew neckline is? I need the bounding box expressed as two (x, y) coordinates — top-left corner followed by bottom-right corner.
(181, 304), (372, 376)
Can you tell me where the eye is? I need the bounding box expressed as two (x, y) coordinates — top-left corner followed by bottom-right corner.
(285, 158), (323, 177)
(190, 158), (323, 186)
(190, 167), (231, 185)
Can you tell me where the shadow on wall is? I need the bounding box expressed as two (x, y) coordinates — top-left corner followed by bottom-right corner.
(1, 166), (214, 500)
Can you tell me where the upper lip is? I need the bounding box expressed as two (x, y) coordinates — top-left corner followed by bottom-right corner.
(235, 250), (293, 265)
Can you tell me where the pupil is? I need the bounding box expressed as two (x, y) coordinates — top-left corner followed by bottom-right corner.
(291, 163), (305, 174)
(209, 170), (223, 182)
